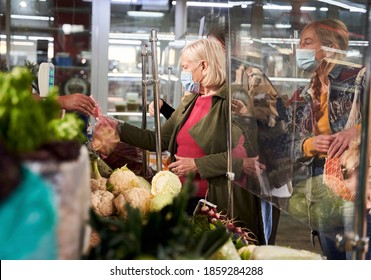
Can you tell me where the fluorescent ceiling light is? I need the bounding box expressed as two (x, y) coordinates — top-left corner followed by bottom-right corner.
(275, 24), (292, 29)
(28, 36), (54, 42)
(112, 0), (139, 3)
(19, 1), (27, 8)
(110, 32), (175, 41)
(171, 1), (233, 8)
(11, 14), (54, 21)
(127, 11), (164, 18)
(12, 41), (34, 46)
(320, 7), (329, 11)
(301, 6), (316, 11)
(171, 1), (253, 8)
(12, 35), (28, 40)
(263, 5), (292, 10)
(318, 0), (366, 13)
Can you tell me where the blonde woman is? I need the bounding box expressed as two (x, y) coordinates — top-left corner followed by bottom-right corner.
(94, 38), (267, 245)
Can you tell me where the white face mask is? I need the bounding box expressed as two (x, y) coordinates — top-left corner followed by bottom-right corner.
(180, 63), (202, 93)
(295, 48), (320, 72)
(180, 71), (200, 93)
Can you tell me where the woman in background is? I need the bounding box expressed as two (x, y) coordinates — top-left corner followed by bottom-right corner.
(289, 18), (367, 259)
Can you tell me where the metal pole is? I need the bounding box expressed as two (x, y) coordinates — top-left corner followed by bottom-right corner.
(167, 66), (172, 105)
(351, 2), (371, 260)
(225, 10), (235, 218)
(149, 29), (162, 172)
(5, 0), (11, 69)
(141, 44), (149, 177)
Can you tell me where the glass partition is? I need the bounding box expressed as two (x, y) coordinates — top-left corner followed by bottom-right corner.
(103, 0), (370, 259)
(227, 0), (370, 259)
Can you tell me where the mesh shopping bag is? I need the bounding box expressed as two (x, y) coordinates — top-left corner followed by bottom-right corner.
(323, 157), (355, 201)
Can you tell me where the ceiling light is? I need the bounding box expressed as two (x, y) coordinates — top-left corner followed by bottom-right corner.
(263, 5), (292, 10)
(172, 1), (248, 8)
(19, 1), (27, 8)
(11, 14), (54, 21)
(112, 0), (139, 3)
(127, 11), (164, 18)
(28, 36), (54, 42)
(275, 24), (292, 29)
(110, 33), (175, 41)
(301, 7), (316, 11)
(318, 0), (366, 13)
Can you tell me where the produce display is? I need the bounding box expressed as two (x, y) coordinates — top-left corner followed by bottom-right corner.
(0, 67), (90, 260)
(0, 66), (325, 260)
(87, 158), (324, 260)
(0, 67), (86, 160)
(86, 173), (231, 260)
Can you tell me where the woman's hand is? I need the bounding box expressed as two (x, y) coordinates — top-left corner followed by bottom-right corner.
(312, 134), (335, 154)
(231, 99), (248, 115)
(168, 155), (197, 177)
(328, 127), (359, 158)
(58, 93), (96, 116)
(242, 156), (266, 178)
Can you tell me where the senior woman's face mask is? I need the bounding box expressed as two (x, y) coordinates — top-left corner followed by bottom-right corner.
(180, 63), (202, 93)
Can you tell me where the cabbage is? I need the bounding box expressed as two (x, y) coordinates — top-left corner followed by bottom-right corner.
(137, 176), (151, 191)
(151, 170), (182, 196)
(309, 197), (344, 231)
(250, 245), (323, 260)
(288, 193), (309, 223)
(208, 238), (241, 260)
(149, 193), (174, 212)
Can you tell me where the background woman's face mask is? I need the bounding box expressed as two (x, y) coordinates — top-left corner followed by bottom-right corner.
(295, 48), (321, 72)
(180, 63), (201, 93)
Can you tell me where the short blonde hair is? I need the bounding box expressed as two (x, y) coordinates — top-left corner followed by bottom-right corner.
(180, 38), (226, 88)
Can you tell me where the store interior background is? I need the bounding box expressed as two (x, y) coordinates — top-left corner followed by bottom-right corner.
(1, 0), (370, 253)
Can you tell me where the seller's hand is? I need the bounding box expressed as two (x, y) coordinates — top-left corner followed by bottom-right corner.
(242, 156), (266, 178)
(328, 127), (359, 158)
(148, 99), (164, 117)
(58, 93), (96, 116)
(312, 134), (335, 154)
(168, 155), (197, 177)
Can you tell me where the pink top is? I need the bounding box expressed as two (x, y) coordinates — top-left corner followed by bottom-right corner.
(176, 95), (248, 196)
(176, 95), (212, 197)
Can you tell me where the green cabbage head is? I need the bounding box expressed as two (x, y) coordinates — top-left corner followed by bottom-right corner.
(151, 170), (182, 196)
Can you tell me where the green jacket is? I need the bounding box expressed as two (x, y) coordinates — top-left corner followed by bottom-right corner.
(119, 84), (244, 177)
(119, 84), (265, 244)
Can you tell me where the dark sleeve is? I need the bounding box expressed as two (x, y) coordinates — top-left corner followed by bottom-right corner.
(160, 99), (175, 119)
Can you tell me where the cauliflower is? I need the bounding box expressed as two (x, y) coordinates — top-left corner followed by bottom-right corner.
(113, 194), (127, 218)
(90, 178), (107, 192)
(108, 165), (140, 195)
(91, 190), (116, 216)
(124, 188), (153, 216)
(114, 188), (153, 218)
(151, 170), (182, 196)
